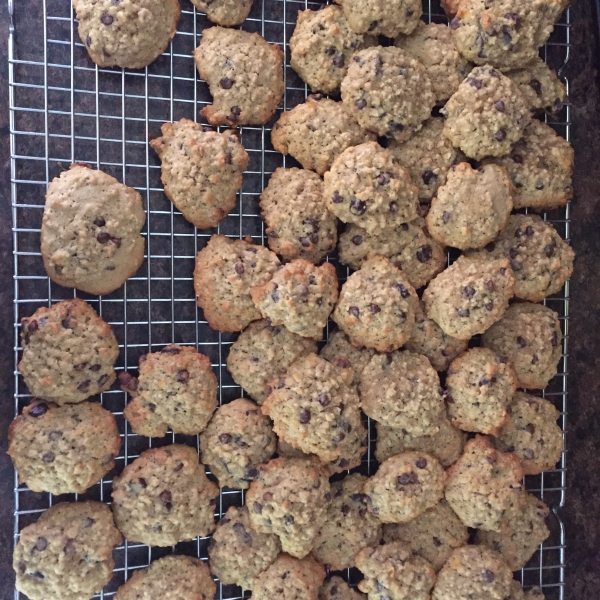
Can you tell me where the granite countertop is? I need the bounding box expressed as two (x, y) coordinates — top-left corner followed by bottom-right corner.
(0, 0), (599, 598)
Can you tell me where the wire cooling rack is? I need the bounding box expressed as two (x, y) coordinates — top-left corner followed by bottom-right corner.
(8, 0), (571, 598)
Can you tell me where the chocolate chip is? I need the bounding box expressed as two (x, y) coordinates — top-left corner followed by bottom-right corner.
(219, 433), (232, 444)
(42, 452), (55, 463)
(389, 201), (398, 212)
(433, 537), (442, 547)
(176, 369), (189, 383)
(341, 504), (350, 517)
(529, 79), (542, 94)
(235, 262), (244, 275)
(340, 421), (352, 433)
(159, 490), (172, 511)
(525, 423), (536, 434)
(494, 100), (505, 112)
(48, 430), (62, 441)
(331, 586), (339, 595)
(350, 199), (367, 215)
(450, 17), (461, 29)
(457, 308), (470, 317)
(355, 99), (367, 110)
(77, 380), (90, 393)
(220, 77), (234, 89)
(63, 539), (75, 554)
(370, 304), (381, 314)
(229, 106), (241, 122)
(97, 374), (110, 387)
(263, 492), (273, 502)
(333, 55), (345, 68)
(495, 129), (507, 142)
(96, 232), (111, 244)
(469, 78), (483, 90)
(512, 153), (524, 164)
(551, 331), (559, 347)
(29, 403), (48, 418)
(118, 372), (138, 392)
(325, 47), (336, 56)
(254, 502), (263, 514)
(485, 242), (496, 252)
(74, 362), (87, 372)
(351, 235), (363, 246)
(26, 319), (39, 334)
(422, 169), (437, 185)
(271, 291), (280, 303)
(397, 472), (419, 485)
(174, 462), (184, 472)
(348, 306), (360, 317)
(415, 458), (427, 469)
(299, 236), (311, 247)
(482, 569), (495, 583)
(544, 243), (556, 257)
(517, 336), (527, 347)
(394, 283), (409, 297)
(318, 393), (330, 407)
(333, 357), (351, 369)
(463, 285), (476, 298)
(415, 245), (432, 263)
(139, 477), (147, 488)
(94, 217), (105, 227)
(535, 181), (545, 190)
(332, 191), (344, 204)
(299, 410), (311, 424)
(442, 211), (450, 223)
(377, 172), (391, 185)
(147, 403), (156, 412)
(101, 13), (113, 25)
(485, 302), (494, 311)
(83, 517), (95, 528)
(35, 537), (47, 551)
(285, 514), (295, 525)
(486, 280), (495, 291)
(486, 455), (496, 465)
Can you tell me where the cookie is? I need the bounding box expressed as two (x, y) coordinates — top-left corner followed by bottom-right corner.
(388, 118), (459, 202)
(194, 26), (284, 126)
(404, 301), (469, 371)
(194, 234), (281, 332)
(73, 0), (180, 69)
(426, 162), (514, 251)
(252, 554), (325, 600)
(338, 219), (446, 290)
(445, 435), (524, 532)
(226, 320), (317, 405)
(341, 46), (436, 142)
(446, 0), (569, 70)
(208, 506), (281, 590)
(359, 350), (444, 436)
(422, 255), (515, 340)
(375, 418), (466, 468)
(246, 457), (331, 558)
(8, 399), (120, 495)
(482, 118), (574, 210)
(115, 555), (216, 600)
(191, 0), (252, 27)
(363, 452), (446, 523)
(505, 56), (566, 113)
(476, 492), (550, 571)
(482, 302), (562, 389)
(119, 344), (217, 437)
(250, 259), (339, 340)
(150, 119), (249, 229)
(312, 473), (382, 570)
(199, 397), (277, 489)
(467, 214), (574, 302)
(324, 142), (419, 232)
(395, 22), (472, 103)
(19, 298), (119, 404)
(320, 577), (366, 600)
(111, 444), (218, 546)
(382, 500), (469, 572)
(446, 347), (518, 435)
(493, 392), (563, 475)
(319, 329), (376, 386)
(271, 96), (375, 176)
(260, 167), (337, 263)
(262, 353), (366, 465)
(355, 542), (436, 600)
(432, 544), (513, 600)
(13, 501), (122, 600)
(41, 164), (145, 296)
(334, 0), (422, 38)
(332, 256), (418, 352)
(441, 65), (531, 160)
(290, 5), (375, 94)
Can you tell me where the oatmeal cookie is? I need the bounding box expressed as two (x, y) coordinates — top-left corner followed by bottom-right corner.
(319, 329), (376, 386)
(320, 577), (366, 600)
(191, 0), (252, 27)
(253, 554), (325, 600)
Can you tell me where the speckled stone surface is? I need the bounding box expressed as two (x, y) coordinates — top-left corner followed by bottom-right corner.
(0, 1), (599, 599)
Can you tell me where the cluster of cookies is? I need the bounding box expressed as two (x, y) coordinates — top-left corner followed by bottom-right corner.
(12, 0), (574, 598)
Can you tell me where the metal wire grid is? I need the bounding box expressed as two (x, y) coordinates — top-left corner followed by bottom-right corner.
(8, 0), (570, 598)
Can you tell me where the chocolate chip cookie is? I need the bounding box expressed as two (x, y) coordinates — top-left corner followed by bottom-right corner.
(19, 298), (119, 404)
(227, 319), (318, 405)
(482, 302), (562, 389)
(332, 256), (418, 352)
(312, 473), (382, 570)
(150, 119), (249, 229)
(467, 213), (574, 302)
(200, 397), (277, 489)
(14, 501), (122, 600)
(446, 347), (518, 435)
(111, 444), (218, 546)
(422, 255), (515, 340)
(388, 118), (459, 202)
(360, 350), (444, 436)
(208, 506), (281, 590)
(246, 457), (331, 558)
(363, 453), (446, 523)
(382, 499), (469, 572)
(191, 0), (252, 27)
(262, 353), (366, 466)
(73, 0), (180, 69)
(319, 328), (376, 386)
(260, 167), (337, 263)
(115, 555), (216, 600)
(445, 435), (525, 531)
(290, 5), (375, 93)
(335, 0), (422, 38)
(194, 26), (284, 126)
(119, 344), (217, 437)
(426, 162), (514, 250)
(194, 234), (281, 332)
(493, 392), (563, 475)
(253, 554), (325, 600)
(41, 163), (145, 295)
(324, 142), (419, 233)
(8, 399), (120, 495)
(441, 65), (531, 160)
(271, 96), (375, 176)
(250, 259), (339, 340)
(482, 118), (574, 210)
(341, 46), (436, 142)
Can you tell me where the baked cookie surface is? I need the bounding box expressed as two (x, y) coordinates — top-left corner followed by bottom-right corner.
(319, 577), (366, 600)
(335, 0), (422, 38)
(319, 328), (376, 386)
(191, 0), (252, 27)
